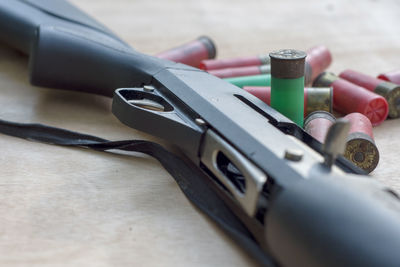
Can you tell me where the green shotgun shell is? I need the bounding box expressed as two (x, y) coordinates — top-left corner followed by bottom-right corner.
(223, 74), (271, 88)
(242, 86), (332, 116)
(270, 49), (307, 126)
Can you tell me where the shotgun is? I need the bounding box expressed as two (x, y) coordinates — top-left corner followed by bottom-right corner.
(0, 1), (400, 266)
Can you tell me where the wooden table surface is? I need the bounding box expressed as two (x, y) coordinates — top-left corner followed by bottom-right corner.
(0, 0), (399, 266)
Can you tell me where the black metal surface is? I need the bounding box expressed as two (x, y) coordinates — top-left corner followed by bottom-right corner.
(0, 0), (175, 97)
(112, 88), (204, 159)
(152, 67), (306, 187)
(266, 171), (400, 267)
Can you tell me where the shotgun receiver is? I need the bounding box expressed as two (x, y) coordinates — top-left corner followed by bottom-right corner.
(1, 1), (400, 266)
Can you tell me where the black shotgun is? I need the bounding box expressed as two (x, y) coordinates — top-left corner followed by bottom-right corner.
(1, 1), (400, 266)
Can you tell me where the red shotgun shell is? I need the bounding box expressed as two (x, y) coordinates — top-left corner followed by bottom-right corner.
(344, 112), (379, 173)
(305, 45), (332, 85)
(243, 86), (332, 116)
(208, 64), (270, 78)
(313, 72), (388, 126)
(243, 86), (271, 105)
(378, 70), (400, 85)
(156, 36), (216, 68)
(304, 111), (336, 143)
(199, 55), (270, 71)
(340, 69), (400, 118)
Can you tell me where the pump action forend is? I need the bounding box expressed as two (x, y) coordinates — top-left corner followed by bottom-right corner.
(1, 1), (400, 266)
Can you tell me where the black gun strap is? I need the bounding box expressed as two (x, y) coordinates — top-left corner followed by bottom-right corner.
(0, 118), (274, 266)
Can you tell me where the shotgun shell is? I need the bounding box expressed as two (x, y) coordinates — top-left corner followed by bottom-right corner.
(304, 45), (332, 86)
(208, 64), (271, 78)
(339, 69), (400, 118)
(199, 54), (270, 71)
(378, 70), (400, 85)
(305, 87), (333, 116)
(344, 113), (379, 173)
(313, 72), (388, 126)
(304, 111), (336, 143)
(224, 74), (271, 88)
(243, 86), (332, 116)
(243, 86), (271, 104)
(155, 36), (216, 68)
(270, 49), (306, 126)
